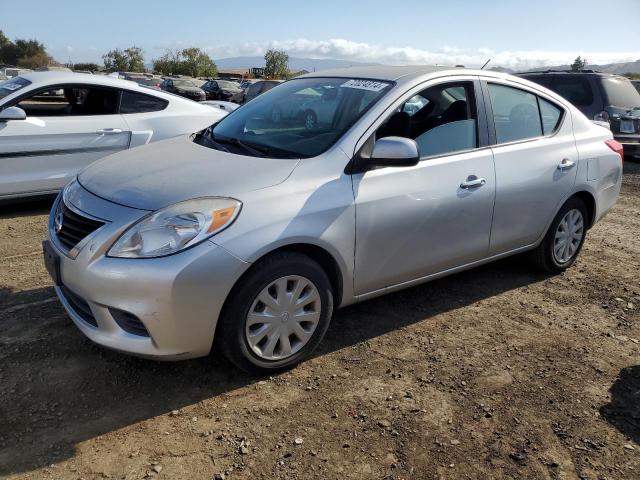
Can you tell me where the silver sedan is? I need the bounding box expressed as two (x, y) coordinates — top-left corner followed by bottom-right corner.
(44, 66), (623, 373)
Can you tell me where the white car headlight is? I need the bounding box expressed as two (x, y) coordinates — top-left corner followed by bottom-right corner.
(108, 197), (241, 258)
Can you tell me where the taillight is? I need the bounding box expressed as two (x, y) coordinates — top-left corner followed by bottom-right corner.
(605, 139), (624, 161)
(594, 110), (610, 122)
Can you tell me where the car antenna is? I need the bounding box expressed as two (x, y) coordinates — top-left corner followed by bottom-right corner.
(481, 59), (491, 70)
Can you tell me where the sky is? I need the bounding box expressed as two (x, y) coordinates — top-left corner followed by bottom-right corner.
(2, 0), (640, 69)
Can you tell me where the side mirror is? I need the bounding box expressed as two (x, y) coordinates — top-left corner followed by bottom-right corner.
(369, 136), (420, 168)
(0, 106), (27, 122)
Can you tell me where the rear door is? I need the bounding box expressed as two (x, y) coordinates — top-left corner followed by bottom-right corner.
(0, 85), (130, 197)
(482, 79), (578, 255)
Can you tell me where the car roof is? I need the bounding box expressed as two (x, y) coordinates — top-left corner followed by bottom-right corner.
(9, 71), (208, 107)
(298, 65), (470, 82)
(518, 70), (624, 78)
(18, 71), (150, 90)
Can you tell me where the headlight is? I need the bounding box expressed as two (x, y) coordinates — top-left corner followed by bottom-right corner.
(108, 197), (241, 258)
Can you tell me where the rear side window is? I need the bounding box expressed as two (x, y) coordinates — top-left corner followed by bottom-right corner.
(539, 98), (562, 135)
(120, 90), (168, 114)
(521, 75), (553, 89)
(551, 76), (593, 107)
(488, 84), (542, 143)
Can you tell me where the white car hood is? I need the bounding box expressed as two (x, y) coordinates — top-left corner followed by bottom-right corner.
(78, 134), (299, 211)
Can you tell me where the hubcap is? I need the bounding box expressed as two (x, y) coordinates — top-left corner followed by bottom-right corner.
(553, 209), (584, 264)
(245, 275), (321, 361)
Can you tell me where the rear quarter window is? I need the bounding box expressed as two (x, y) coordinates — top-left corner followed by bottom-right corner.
(551, 76), (594, 107)
(120, 90), (168, 114)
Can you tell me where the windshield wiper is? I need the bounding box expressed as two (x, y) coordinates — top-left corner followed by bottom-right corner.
(194, 128), (230, 152)
(212, 135), (267, 157)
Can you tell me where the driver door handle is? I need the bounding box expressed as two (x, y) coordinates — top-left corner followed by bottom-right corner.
(460, 177), (487, 189)
(557, 158), (576, 170)
(96, 128), (123, 135)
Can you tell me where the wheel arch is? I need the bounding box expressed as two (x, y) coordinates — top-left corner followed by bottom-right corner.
(572, 190), (596, 229)
(219, 242), (345, 327)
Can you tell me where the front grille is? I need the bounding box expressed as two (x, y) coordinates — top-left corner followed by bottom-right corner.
(60, 286), (98, 327)
(55, 202), (104, 251)
(110, 309), (150, 337)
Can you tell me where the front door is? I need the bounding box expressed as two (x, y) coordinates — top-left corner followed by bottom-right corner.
(353, 79), (495, 295)
(0, 85), (131, 197)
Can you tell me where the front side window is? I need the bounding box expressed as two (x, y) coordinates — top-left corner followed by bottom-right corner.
(488, 84), (542, 143)
(120, 90), (168, 114)
(376, 81), (478, 158)
(203, 77), (392, 158)
(16, 86), (119, 117)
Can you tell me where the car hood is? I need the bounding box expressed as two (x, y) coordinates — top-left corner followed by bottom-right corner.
(78, 135), (299, 211)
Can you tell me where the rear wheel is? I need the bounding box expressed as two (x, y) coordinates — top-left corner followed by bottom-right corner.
(217, 252), (333, 373)
(531, 197), (588, 273)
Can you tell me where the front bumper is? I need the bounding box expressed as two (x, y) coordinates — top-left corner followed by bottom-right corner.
(47, 186), (250, 360)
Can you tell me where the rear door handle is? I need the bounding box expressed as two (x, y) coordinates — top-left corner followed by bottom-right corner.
(96, 128), (123, 135)
(460, 176), (487, 189)
(557, 158), (576, 170)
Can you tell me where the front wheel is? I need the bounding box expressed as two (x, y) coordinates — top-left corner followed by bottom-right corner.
(216, 252), (334, 374)
(531, 197), (588, 273)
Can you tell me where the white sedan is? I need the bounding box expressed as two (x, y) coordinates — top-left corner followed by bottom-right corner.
(0, 72), (227, 200)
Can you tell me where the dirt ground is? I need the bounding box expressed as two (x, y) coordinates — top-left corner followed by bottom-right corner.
(1, 164), (639, 480)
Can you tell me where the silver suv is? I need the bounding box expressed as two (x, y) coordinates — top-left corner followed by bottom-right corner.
(44, 66), (623, 373)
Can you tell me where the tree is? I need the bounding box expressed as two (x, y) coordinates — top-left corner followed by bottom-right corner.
(72, 62), (99, 72)
(0, 30), (50, 67)
(17, 51), (53, 69)
(180, 47), (217, 77)
(571, 56), (587, 72)
(103, 46), (145, 72)
(264, 49), (289, 79)
(152, 48), (217, 77)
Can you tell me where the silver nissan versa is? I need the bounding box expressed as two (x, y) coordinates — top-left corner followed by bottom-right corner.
(44, 66), (623, 373)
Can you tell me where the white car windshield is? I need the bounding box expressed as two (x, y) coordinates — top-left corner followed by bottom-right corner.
(0, 76), (31, 99)
(201, 77), (392, 158)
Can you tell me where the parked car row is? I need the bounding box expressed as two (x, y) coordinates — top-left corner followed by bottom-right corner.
(517, 70), (640, 160)
(0, 72), (226, 200)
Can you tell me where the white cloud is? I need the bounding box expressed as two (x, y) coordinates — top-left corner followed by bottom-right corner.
(203, 38), (639, 70)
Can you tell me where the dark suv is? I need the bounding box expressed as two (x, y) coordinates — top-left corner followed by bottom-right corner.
(518, 70), (640, 160)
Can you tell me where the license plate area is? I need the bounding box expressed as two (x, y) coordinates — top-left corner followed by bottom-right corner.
(43, 240), (62, 286)
(620, 119), (635, 134)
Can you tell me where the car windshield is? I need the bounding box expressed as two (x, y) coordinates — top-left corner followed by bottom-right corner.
(0, 76), (31, 99)
(601, 77), (640, 109)
(202, 77), (392, 158)
(138, 78), (161, 86)
(174, 79), (203, 88)
(217, 80), (238, 89)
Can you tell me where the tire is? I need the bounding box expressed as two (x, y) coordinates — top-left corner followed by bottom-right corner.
(531, 196), (588, 273)
(216, 252), (334, 374)
(303, 110), (317, 130)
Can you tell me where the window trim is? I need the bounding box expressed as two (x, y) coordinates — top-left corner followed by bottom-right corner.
(118, 89), (169, 114)
(481, 80), (566, 148)
(8, 83), (123, 117)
